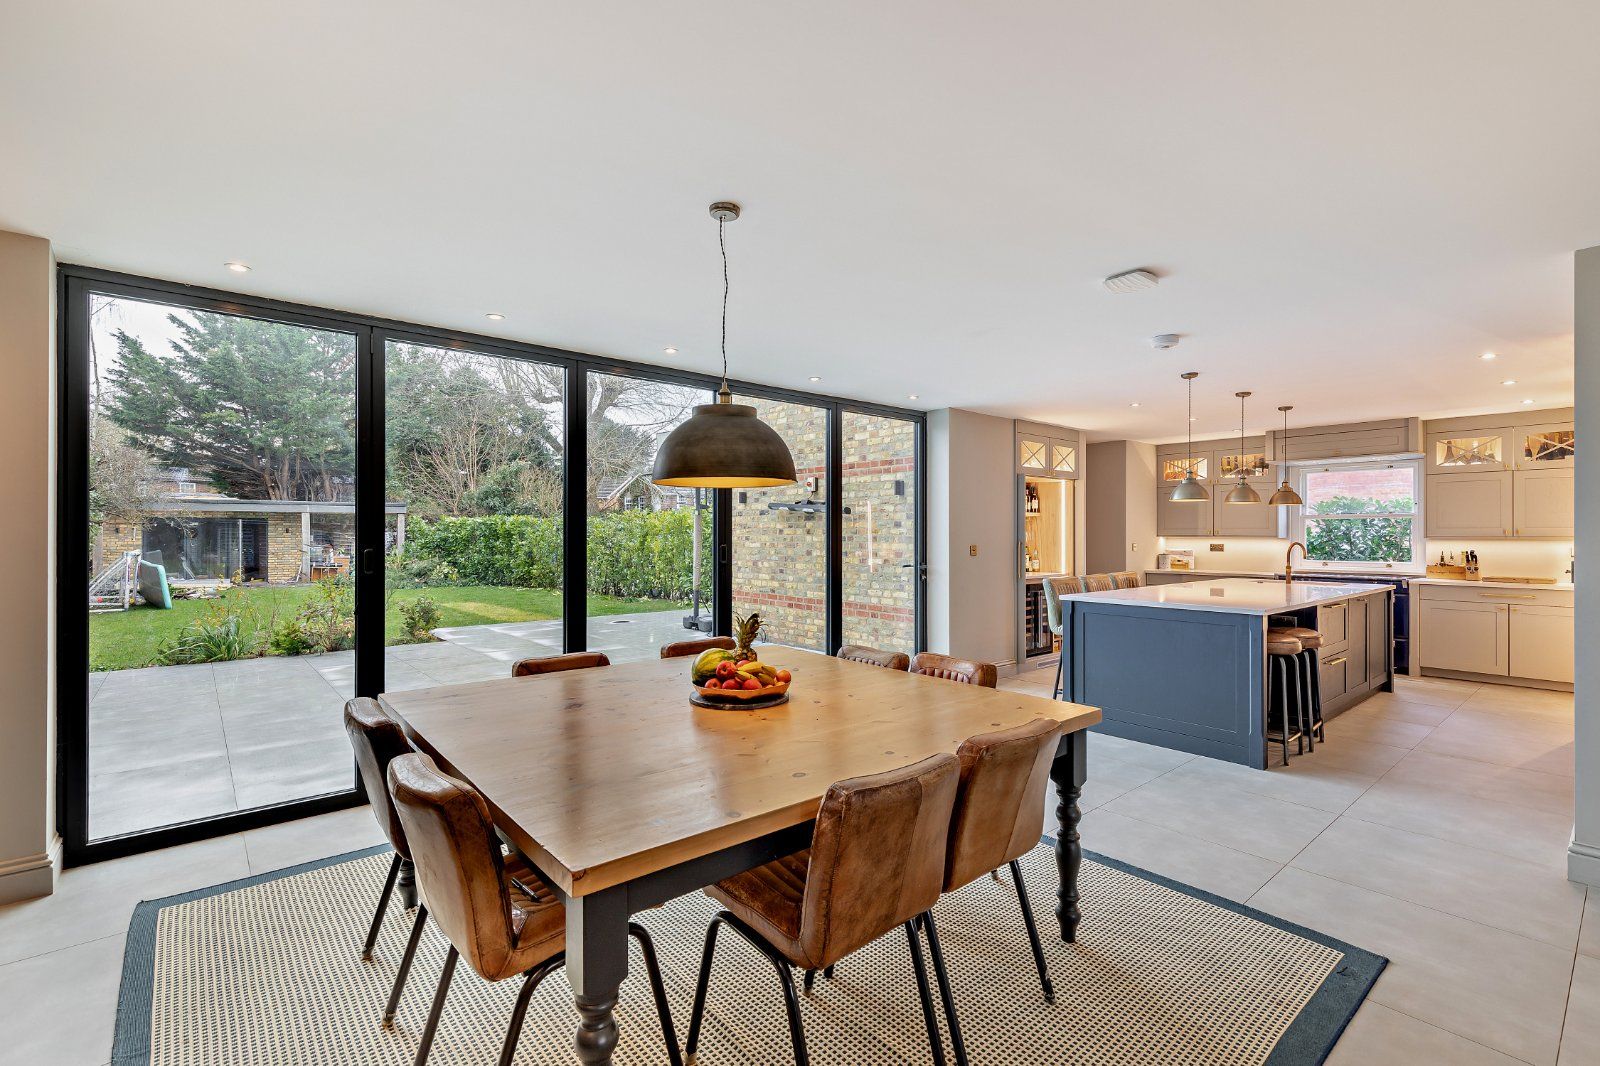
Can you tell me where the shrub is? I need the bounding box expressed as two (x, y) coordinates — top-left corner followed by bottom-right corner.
(292, 577), (355, 653)
(398, 596), (441, 642)
(268, 619), (316, 656)
(156, 606), (259, 665)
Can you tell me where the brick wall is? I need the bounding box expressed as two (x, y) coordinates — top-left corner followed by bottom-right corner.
(840, 413), (916, 651)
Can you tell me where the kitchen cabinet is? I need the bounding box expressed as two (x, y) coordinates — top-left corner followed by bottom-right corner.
(1365, 596), (1389, 686)
(1269, 417), (1421, 463)
(1512, 468), (1575, 537)
(1155, 437), (1280, 537)
(1507, 604), (1575, 684)
(1514, 422), (1575, 470)
(1016, 421), (1079, 479)
(1213, 482), (1282, 536)
(1426, 470), (1514, 538)
(1419, 598), (1509, 675)
(1426, 428), (1509, 474)
(1344, 594), (1368, 685)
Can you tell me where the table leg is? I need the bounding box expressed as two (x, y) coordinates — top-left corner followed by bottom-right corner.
(565, 885), (631, 1065)
(1051, 730), (1087, 943)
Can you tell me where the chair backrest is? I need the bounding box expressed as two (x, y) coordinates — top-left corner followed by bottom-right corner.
(908, 651), (998, 688)
(1041, 575), (1086, 635)
(836, 644), (911, 671)
(799, 754), (959, 966)
(943, 718), (1063, 891)
(387, 752), (522, 980)
(1083, 573), (1118, 592)
(511, 651), (610, 678)
(1109, 571), (1144, 589)
(659, 636), (736, 659)
(343, 697), (414, 858)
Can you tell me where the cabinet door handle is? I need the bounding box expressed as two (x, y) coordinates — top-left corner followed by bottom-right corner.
(1323, 656), (1348, 666)
(1487, 592), (1537, 599)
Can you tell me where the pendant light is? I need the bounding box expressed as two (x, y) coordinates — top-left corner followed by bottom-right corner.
(1224, 391), (1262, 504)
(1169, 371), (1210, 502)
(1268, 405), (1304, 506)
(653, 203), (798, 488)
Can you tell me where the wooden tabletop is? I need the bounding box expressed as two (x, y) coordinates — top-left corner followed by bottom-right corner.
(380, 647), (1100, 897)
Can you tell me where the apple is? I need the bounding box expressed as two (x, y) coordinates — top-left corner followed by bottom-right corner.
(742, 677), (762, 691)
(715, 661), (737, 680)
(704, 678), (721, 689)
(775, 669), (791, 683)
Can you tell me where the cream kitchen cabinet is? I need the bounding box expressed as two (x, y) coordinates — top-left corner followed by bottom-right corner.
(1419, 597), (1509, 676)
(1512, 468), (1575, 537)
(1425, 470), (1514, 538)
(1508, 604), (1575, 683)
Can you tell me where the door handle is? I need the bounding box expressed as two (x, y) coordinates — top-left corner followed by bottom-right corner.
(361, 548), (377, 576)
(1323, 656), (1348, 666)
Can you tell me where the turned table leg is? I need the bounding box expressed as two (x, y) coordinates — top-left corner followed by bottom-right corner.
(1050, 729), (1087, 943)
(566, 886), (630, 1065)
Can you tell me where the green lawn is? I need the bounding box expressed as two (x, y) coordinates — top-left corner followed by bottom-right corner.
(89, 584), (672, 671)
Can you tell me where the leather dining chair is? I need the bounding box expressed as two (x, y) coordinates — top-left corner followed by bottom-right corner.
(510, 651), (610, 677)
(908, 652), (999, 689)
(685, 755), (961, 1066)
(659, 635), (736, 659)
(387, 753), (683, 1066)
(344, 697), (428, 1025)
(835, 643), (911, 670)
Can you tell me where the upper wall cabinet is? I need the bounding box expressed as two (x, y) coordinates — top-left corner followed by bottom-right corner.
(1422, 409), (1574, 539)
(1515, 422), (1575, 470)
(1426, 470), (1514, 538)
(1426, 429), (1508, 474)
(1015, 420), (1079, 479)
(1513, 468), (1576, 537)
(1268, 417), (1421, 463)
(1155, 437), (1282, 537)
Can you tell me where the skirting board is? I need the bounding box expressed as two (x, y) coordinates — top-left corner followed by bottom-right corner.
(1570, 837), (1600, 889)
(1421, 667), (1573, 692)
(0, 836), (62, 903)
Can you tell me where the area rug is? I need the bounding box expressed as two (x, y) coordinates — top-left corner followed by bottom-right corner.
(112, 842), (1383, 1065)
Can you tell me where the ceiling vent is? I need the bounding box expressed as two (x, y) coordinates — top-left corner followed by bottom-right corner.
(1150, 333), (1180, 350)
(1103, 268), (1159, 294)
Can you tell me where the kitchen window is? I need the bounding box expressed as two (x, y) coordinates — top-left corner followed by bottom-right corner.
(1291, 460), (1422, 568)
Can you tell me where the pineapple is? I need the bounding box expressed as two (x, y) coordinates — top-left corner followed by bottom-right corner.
(732, 611), (765, 661)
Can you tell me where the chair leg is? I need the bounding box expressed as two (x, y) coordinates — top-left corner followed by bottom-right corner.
(803, 968), (816, 994)
(1052, 653), (1064, 700)
(1009, 859), (1056, 1004)
(383, 905), (429, 1026)
(413, 944), (457, 1066)
(397, 856), (418, 911)
(361, 853), (402, 961)
(773, 954), (811, 1066)
(904, 921), (948, 1066)
(919, 913), (969, 1066)
(684, 915), (723, 1057)
(822, 964), (834, 980)
(497, 956), (562, 1066)
(629, 922), (685, 1066)
(691, 912), (811, 1066)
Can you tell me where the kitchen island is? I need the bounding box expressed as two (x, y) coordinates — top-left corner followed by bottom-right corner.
(1061, 578), (1393, 769)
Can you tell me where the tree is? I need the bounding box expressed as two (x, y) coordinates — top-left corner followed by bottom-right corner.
(103, 311), (356, 501)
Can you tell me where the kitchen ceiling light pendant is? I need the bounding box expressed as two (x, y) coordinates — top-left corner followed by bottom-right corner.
(1268, 404), (1304, 506)
(1170, 371), (1210, 502)
(653, 202), (798, 489)
(1224, 391), (1262, 504)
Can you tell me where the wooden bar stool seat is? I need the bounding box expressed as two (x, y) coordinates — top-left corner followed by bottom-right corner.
(1264, 633), (1304, 766)
(1269, 626), (1326, 747)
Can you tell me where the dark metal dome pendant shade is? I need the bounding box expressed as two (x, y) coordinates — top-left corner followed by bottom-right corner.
(653, 202), (798, 489)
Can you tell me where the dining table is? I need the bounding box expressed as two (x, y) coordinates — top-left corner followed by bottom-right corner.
(379, 646), (1100, 1065)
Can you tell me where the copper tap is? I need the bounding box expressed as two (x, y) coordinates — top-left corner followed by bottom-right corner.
(1285, 541), (1306, 583)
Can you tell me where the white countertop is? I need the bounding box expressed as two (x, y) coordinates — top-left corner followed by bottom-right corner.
(1411, 577), (1574, 591)
(1063, 578), (1386, 615)
(1146, 567), (1424, 580)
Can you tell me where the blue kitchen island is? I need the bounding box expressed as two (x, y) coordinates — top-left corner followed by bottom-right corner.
(1060, 578), (1394, 769)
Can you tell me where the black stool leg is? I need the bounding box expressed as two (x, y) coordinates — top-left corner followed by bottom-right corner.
(1009, 859), (1055, 1003)
(362, 853), (402, 961)
(629, 922), (685, 1066)
(1299, 651), (1316, 752)
(413, 944), (457, 1066)
(905, 921), (948, 1066)
(919, 912), (969, 1066)
(1271, 658), (1290, 767)
(383, 905), (428, 1026)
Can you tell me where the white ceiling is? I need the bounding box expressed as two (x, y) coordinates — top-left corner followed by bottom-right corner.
(3, 2), (1595, 442)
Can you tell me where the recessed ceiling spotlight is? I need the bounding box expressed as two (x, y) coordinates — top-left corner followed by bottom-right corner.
(1501, 379), (1517, 386)
(1189, 416), (1198, 422)
(1129, 402), (1142, 407)
(662, 346), (678, 354)
(1481, 352), (1497, 360)
(1103, 268), (1159, 294)
(1522, 398), (1535, 405)
(808, 375), (821, 382)
(224, 261), (250, 273)
(908, 394), (920, 400)
(484, 313), (505, 321)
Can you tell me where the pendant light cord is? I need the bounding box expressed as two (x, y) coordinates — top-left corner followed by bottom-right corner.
(718, 216), (730, 397)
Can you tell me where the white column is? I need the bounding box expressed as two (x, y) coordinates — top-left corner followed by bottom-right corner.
(1572, 245), (1600, 887)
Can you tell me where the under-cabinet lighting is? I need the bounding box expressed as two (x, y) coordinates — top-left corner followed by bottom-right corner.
(1481, 352), (1497, 360)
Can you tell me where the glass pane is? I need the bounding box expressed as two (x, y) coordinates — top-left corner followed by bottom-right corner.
(732, 396), (826, 651)
(1434, 433), (1502, 468)
(1050, 442), (1076, 475)
(586, 373), (710, 662)
(841, 412), (917, 652)
(87, 294), (356, 840)
(1019, 439), (1046, 469)
(1302, 467), (1416, 515)
(1524, 429), (1574, 464)
(1305, 517), (1415, 563)
(384, 341), (565, 686)
(1218, 452), (1269, 479)
(1162, 455), (1206, 481)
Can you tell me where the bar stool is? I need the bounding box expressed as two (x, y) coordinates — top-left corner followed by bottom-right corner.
(1270, 625), (1326, 748)
(1265, 632), (1305, 767)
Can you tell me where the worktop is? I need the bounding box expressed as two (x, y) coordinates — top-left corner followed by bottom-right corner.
(1410, 577), (1574, 591)
(1066, 578), (1383, 615)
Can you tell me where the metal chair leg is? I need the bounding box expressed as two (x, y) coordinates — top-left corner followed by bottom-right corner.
(919, 913), (969, 1066)
(1009, 859), (1056, 1004)
(629, 922), (685, 1066)
(773, 953), (811, 1066)
(413, 944), (457, 1066)
(822, 964), (834, 980)
(383, 905), (428, 1026)
(362, 853), (402, 961)
(803, 968), (816, 994)
(497, 956), (562, 1066)
(397, 857), (418, 911)
(684, 915), (723, 1056)
(904, 921), (948, 1066)
(1052, 653), (1064, 700)
(690, 912), (811, 1066)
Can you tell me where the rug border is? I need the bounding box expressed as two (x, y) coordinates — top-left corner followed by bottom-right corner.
(112, 841), (1385, 1066)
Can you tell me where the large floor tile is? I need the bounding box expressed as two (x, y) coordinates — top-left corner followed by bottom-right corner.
(1290, 817), (1585, 948)
(1324, 713), (1436, 750)
(1080, 807), (1282, 903)
(1289, 735), (1412, 777)
(1327, 1002), (1523, 1065)
(1562, 954), (1600, 1065)
(229, 738), (353, 811)
(1345, 777), (1576, 871)
(1388, 676), (1480, 708)
(1099, 772), (1336, 863)
(0, 935), (124, 1066)
(88, 754), (239, 839)
(241, 805), (386, 875)
(1250, 866), (1573, 1064)
(1416, 712), (1575, 777)
(1163, 750), (1378, 815)
(1381, 749), (1574, 816)
(1341, 692), (1459, 727)
(1087, 731), (1198, 775)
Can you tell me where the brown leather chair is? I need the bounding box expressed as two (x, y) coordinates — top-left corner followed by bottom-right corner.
(659, 635), (736, 659)
(939, 719), (1064, 1025)
(387, 753), (683, 1066)
(344, 697), (427, 1025)
(909, 651), (998, 689)
(510, 651), (610, 678)
(836, 644), (911, 671)
(685, 755), (961, 1066)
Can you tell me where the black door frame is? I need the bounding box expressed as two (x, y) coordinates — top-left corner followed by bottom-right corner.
(56, 264), (926, 865)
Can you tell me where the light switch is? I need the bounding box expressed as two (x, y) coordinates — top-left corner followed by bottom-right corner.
(969, 545), (978, 556)
(1130, 542), (1138, 552)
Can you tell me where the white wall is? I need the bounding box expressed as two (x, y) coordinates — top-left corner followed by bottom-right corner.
(1086, 440), (1157, 573)
(1572, 245), (1600, 888)
(0, 230), (57, 902)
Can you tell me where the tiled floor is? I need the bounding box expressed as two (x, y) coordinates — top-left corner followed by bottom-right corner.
(5, 670), (1590, 1065)
(86, 609), (692, 838)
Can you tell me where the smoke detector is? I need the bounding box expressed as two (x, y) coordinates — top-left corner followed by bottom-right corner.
(1150, 333), (1180, 350)
(1103, 268), (1159, 294)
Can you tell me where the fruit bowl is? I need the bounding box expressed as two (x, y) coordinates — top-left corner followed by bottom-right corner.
(693, 679), (791, 702)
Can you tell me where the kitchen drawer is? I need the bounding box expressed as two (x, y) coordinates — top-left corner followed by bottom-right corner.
(1316, 601), (1349, 653)
(1319, 654), (1349, 703)
(1417, 584), (1572, 608)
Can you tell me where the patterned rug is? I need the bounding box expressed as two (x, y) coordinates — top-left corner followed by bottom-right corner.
(113, 842), (1383, 1065)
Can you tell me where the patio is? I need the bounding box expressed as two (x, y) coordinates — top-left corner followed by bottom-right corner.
(87, 609), (695, 839)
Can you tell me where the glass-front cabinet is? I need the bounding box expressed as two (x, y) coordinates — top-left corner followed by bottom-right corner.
(1427, 430), (1507, 473)
(1516, 423), (1575, 469)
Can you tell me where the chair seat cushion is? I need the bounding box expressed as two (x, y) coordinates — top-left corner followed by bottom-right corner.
(706, 850), (812, 966)
(1273, 625), (1324, 649)
(1266, 635), (1303, 655)
(501, 854), (566, 978)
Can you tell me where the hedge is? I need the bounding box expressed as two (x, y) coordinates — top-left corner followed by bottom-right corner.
(402, 510), (712, 601)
